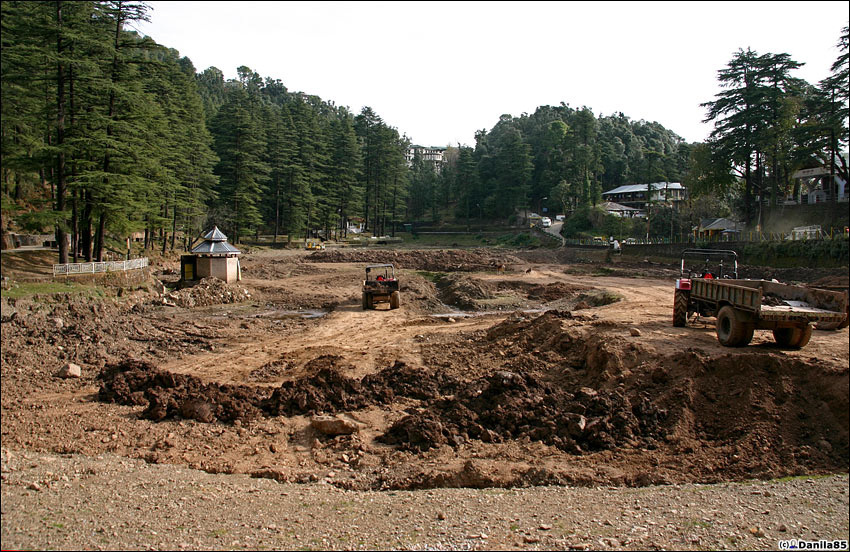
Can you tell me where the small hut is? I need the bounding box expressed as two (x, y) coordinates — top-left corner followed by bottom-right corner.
(181, 226), (241, 283)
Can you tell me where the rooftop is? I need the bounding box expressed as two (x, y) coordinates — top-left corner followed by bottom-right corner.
(603, 182), (684, 195)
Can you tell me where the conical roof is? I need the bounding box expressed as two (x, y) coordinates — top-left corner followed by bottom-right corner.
(191, 226), (240, 255)
(202, 226), (228, 242)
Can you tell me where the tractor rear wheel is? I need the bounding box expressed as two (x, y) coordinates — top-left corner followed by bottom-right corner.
(362, 292), (368, 310)
(773, 327), (797, 347)
(390, 291), (400, 309)
(673, 289), (689, 327)
(716, 306), (753, 347)
(793, 323), (813, 348)
(775, 324), (812, 348)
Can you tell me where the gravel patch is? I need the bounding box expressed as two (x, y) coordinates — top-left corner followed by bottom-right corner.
(2, 449), (847, 550)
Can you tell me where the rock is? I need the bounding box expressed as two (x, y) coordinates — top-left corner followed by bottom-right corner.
(523, 536), (540, 544)
(576, 387), (597, 399)
(630, 327), (642, 336)
(52, 317), (64, 329)
(437, 512), (446, 521)
(566, 414), (587, 437)
(311, 415), (361, 436)
(56, 363), (81, 379)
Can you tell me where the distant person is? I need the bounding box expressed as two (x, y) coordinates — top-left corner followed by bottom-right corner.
(612, 239), (621, 254)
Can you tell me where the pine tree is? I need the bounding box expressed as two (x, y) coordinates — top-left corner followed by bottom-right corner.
(210, 84), (269, 243)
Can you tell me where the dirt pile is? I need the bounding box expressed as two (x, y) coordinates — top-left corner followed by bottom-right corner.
(98, 357), (459, 423)
(436, 273), (495, 310)
(380, 370), (665, 454)
(95, 307), (848, 487)
(167, 278), (251, 308)
(0, 291), (223, 375)
(308, 249), (522, 272)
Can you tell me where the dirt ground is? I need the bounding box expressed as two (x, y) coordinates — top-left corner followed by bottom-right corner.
(2, 246), (847, 497)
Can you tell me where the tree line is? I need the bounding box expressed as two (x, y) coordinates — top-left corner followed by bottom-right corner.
(2, 1), (847, 265)
(697, 28), (848, 229)
(1, 0), (410, 264)
(409, 25), (847, 236)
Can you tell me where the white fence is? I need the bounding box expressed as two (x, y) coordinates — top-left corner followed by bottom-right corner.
(53, 257), (149, 276)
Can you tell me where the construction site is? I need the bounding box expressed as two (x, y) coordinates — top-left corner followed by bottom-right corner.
(1, 245), (848, 550)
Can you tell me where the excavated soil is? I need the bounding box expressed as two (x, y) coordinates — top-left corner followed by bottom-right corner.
(1, 247), (848, 493)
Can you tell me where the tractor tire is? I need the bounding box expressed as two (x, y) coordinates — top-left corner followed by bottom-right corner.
(673, 289), (689, 327)
(715, 306), (753, 347)
(390, 291), (400, 310)
(794, 323), (813, 348)
(775, 324), (813, 348)
(362, 292), (368, 310)
(773, 327), (797, 347)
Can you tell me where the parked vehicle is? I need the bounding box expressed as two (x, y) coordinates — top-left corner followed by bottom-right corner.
(673, 249), (846, 348)
(362, 264), (400, 310)
(540, 217), (552, 228)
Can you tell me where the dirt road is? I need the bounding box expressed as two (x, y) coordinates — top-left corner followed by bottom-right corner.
(1, 246), (848, 549)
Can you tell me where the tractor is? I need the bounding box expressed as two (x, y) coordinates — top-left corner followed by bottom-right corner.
(362, 264), (400, 310)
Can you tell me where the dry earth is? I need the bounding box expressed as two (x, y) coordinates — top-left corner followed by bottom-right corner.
(1, 246), (848, 550)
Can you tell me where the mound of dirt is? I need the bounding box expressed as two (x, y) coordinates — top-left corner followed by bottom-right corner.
(98, 357), (459, 423)
(380, 370), (665, 454)
(308, 249), (522, 272)
(166, 278), (252, 308)
(436, 273), (495, 310)
(98, 359), (268, 423)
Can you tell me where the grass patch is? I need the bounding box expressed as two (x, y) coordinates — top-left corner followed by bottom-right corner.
(414, 271), (447, 284)
(769, 473), (835, 484)
(1, 280), (107, 300)
(575, 291), (622, 307)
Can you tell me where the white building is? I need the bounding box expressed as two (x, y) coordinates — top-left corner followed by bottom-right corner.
(406, 145), (446, 170)
(601, 182), (687, 211)
(791, 153), (848, 204)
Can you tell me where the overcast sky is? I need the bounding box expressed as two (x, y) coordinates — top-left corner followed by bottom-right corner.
(133, 1), (848, 147)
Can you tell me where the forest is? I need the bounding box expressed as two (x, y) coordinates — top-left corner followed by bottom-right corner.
(1, 1), (848, 264)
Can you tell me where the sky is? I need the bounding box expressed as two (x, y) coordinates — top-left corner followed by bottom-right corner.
(133, 1), (848, 148)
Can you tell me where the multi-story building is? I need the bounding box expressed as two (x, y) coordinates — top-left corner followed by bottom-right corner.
(406, 145), (446, 170)
(601, 182), (687, 211)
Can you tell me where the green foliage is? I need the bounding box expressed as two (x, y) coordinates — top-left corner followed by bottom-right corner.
(1, 0), (217, 262)
(0, 280), (107, 300)
(741, 237), (848, 267)
(698, 36), (848, 227)
(3, 4), (844, 257)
